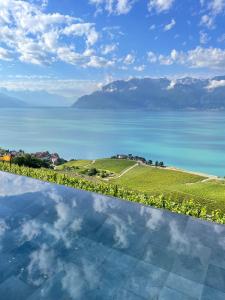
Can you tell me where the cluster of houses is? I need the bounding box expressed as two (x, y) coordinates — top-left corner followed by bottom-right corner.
(0, 148), (66, 167)
(111, 154), (165, 167)
(33, 151), (63, 166)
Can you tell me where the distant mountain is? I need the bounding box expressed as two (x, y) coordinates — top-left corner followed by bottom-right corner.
(0, 89), (71, 107)
(0, 93), (27, 108)
(73, 77), (225, 110)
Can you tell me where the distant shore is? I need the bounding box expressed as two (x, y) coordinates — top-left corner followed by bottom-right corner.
(164, 165), (222, 180)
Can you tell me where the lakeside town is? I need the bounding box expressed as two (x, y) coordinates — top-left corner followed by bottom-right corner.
(0, 147), (165, 169)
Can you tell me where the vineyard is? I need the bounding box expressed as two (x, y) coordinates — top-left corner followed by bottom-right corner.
(0, 161), (224, 224)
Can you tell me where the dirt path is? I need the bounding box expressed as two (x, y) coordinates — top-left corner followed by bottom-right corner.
(84, 159), (96, 168)
(113, 163), (139, 179)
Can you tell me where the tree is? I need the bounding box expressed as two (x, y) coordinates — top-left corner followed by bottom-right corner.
(13, 154), (50, 169)
(155, 161), (159, 167)
(87, 168), (98, 176)
(159, 161), (164, 167)
(148, 160), (153, 165)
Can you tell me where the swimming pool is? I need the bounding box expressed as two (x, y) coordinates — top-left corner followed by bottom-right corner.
(0, 171), (224, 299)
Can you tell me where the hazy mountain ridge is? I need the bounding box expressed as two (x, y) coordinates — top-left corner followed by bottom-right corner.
(73, 77), (225, 110)
(0, 93), (27, 107)
(0, 89), (71, 107)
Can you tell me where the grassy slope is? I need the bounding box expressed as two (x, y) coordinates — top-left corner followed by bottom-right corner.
(58, 159), (225, 212)
(179, 180), (225, 211)
(57, 159), (92, 169)
(114, 165), (204, 194)
(91, 159), (136, 173)
(114, 165), (225, 211)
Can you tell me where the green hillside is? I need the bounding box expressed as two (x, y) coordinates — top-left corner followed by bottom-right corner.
(91, 158), (136, 173)
(57, 158), (225, 212)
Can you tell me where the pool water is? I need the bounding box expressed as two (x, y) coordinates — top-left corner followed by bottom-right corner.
(0, 171), (225, 299)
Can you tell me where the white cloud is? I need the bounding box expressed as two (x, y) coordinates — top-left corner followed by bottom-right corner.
(148, 0), (175, 13)
(147, 51), (157, 63)
(217, 33), (225, 42)
(124, 53), (135, 64)
(199, 31), (210, 44)
(90, 0), (135, 15)
(63, 23), (99, 46)
(0, 78), (100, 98)
(0, 0), (113, 68)
(149, 24), (156, 30)
(200, 14), (214, 29)
(134, 64), (146, 71)
(184, 47), (225, 69)
(200, 1), (225, 29)
(164, 18), (176, 31)
(86, 55), (115, 68)
(0, 47), (12, 61)
(209, 0), (225, 15)
(101, 44), (118, 55)
(167, 79), (177, 89)
(206, 79), (225, 89)
(153, 47), (225, 70)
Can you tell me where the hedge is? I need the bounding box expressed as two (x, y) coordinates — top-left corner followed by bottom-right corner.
(0, 162), (224, 224)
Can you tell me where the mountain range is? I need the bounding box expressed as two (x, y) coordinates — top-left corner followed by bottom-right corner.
(0, 93), (27, 108)
(0, 89), (71, 107)
(73, 76), (225, 110)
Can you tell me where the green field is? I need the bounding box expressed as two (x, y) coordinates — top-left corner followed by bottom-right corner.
(114, 165), (204, 193)
(58, 158), (225, 212)
(113, 165), (225, 211)
(56, 159), (92, 170)
(91, 158), (136, 174)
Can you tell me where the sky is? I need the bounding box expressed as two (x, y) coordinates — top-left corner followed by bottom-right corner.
(0, 0), (225, 100)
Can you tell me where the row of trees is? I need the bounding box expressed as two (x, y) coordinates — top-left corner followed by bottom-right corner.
(13, 154), (51, 169)
(111, 154), (165, 167)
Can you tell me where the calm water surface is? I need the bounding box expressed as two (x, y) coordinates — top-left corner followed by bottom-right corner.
(0, 171), (225, 299)
(0, 108), (224, 176)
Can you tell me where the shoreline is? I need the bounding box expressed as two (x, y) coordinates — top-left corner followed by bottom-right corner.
(164, 165), (222, 180)
(136, 159), (222, 179)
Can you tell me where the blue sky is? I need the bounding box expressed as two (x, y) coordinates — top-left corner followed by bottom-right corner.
(0, 0), (225, 100)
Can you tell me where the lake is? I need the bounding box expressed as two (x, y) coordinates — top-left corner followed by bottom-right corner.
(0, 108), (224, 176)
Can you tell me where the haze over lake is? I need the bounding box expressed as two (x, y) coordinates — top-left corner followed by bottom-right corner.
(0, 108), (224, 176)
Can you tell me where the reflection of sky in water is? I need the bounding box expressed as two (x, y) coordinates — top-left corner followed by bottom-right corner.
(0, 171), (225, 299)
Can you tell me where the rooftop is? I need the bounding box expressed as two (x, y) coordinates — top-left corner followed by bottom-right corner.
(0, 171), (224, 299)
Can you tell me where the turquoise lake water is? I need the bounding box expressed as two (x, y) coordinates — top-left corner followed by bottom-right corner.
(0, 108), (224, 176)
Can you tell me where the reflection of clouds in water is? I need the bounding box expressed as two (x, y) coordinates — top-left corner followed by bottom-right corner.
(70, 218), (82, 232)
(168, 220), (189, 254)
(82, 261), (100, 290)
(21, 220), (41, 242)
(93, 194), (113, 213)
(0, 218), (9, 250)
(0, 171), (49, 196)
(39, 190), (83, 248)
(107, 214), (130, 249)
(0, 218), (8, 237)
(54, 201), (73, 230)
(218, 237), (225, 250)
(213, 224), (225, 250)
(144, 208), (163, 230)
(62, 263), (84, 299)
(27, 244), (58, 286)
(62, 260), (100, 299)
